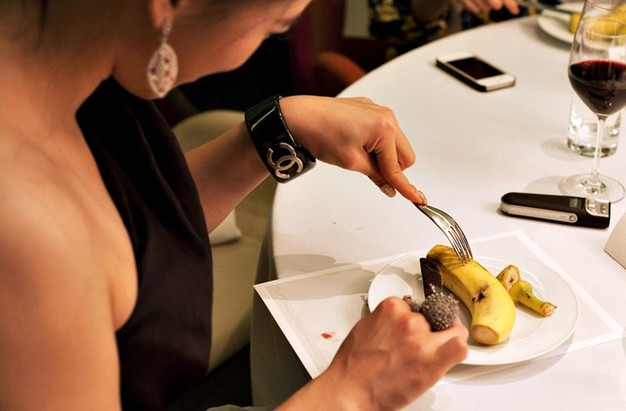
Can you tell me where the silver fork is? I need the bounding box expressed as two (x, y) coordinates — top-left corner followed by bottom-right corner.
(414, 204), (473, 264)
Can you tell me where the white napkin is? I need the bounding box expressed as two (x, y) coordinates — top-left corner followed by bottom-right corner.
(605, 210), (626, 269)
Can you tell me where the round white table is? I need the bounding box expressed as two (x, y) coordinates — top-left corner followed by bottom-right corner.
(251, 15), (626, 410)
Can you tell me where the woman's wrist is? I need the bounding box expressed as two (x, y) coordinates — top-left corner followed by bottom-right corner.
(277, 366), (375, 411)
(244, 95), (316, 183)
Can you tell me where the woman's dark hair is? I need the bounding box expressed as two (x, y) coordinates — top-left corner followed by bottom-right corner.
(36, 0), (49, 32)
(0, 0), (49, 46)
(11, 0), (49, 31)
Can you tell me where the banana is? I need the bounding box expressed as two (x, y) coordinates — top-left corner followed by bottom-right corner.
(586, 17), (626, 37)
(578, 4), (626, 36)
(427, 245), (515, 345)
(613, 3), (626, 13)
(570, 12), (581, 34)
(570, 3), (626, 35)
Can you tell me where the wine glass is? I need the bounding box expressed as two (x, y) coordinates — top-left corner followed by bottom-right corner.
(559, 9), (626, 202)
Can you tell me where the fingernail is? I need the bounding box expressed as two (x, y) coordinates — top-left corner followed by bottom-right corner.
(380, 183), (396, 197)
(417, 190), (428, 204)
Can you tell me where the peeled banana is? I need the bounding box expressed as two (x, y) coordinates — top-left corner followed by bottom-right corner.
(426, 245), (516, 345)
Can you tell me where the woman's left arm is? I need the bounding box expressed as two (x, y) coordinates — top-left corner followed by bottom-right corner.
(185, 95), (425, 232)
(184, 121), (268, 233)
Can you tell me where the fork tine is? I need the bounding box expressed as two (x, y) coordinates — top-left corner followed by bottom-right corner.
(436, 206), (472, 261)
(445, 232), (465, 263)
(452, 225), (472, 261)
(415, 203), (473, 264)
(430, 207), (470, 260)
(445, 229), (469, 264)
(450, 224), (473, 261)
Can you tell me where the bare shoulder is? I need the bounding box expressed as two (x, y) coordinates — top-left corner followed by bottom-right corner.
(0, 152), (122, 293)
(0, 149), (133, 409)
(0, 169), (90, 276)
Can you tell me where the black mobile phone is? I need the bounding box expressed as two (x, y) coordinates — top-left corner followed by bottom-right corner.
(500, 192), (610, 228)
(435, 51), (516, 92)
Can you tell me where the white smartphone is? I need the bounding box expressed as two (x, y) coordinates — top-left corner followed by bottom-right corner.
(435, 51), (515, 92)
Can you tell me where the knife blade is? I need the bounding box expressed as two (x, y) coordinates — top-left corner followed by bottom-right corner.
(419, 257), (443, 298)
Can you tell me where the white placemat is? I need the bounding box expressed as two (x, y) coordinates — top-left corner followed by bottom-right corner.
(254, 230), (622, 382)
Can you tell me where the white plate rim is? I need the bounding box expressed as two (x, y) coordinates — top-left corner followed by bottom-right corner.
(537, 2), (584, 44)
(368, 249), (580, 365)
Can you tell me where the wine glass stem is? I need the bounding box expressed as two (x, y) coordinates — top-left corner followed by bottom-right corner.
(590, 115), (607, 185)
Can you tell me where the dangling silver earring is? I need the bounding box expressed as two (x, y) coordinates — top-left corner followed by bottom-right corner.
(146, 19), (178, 98)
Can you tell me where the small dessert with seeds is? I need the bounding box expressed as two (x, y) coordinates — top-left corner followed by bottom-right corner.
(404, 285), (459, 331)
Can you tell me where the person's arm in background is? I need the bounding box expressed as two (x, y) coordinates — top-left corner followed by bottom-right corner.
(409, 0), (453, 24)
(409, 0), (520, 23)
(452, 0), (520, 15)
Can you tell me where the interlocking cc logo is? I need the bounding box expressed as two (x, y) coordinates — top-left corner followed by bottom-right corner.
(267, 142), (303, 179)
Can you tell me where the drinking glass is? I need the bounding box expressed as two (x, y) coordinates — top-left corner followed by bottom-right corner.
(559, 10), (626, 202)
(567, 1), (626, 159)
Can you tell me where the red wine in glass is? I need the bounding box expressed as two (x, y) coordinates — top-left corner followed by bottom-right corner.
(569, 60), (626, 116)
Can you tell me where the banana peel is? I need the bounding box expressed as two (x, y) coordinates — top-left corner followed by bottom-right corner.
(427, 245), (516, 345)
(496, 265), (557, 317)
(495, 264), (520, 292)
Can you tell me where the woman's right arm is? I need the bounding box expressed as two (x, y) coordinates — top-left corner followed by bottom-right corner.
(277, 298), (468, 410)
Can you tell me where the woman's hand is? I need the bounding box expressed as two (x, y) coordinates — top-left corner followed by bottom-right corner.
(278, 297), (468, 410)
(330, 297), (468, 409)
(279, 96), (427, 204)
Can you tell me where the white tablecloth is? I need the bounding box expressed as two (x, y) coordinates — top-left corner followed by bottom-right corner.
(251, 16), (626, 409)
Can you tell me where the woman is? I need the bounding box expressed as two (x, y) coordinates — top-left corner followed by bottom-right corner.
(0, 1), (468, 410)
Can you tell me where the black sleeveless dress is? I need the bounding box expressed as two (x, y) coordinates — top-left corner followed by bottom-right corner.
(77, 79), (213, 410)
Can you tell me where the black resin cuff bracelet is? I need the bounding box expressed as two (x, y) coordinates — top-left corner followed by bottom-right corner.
(245, 95), (316, 183)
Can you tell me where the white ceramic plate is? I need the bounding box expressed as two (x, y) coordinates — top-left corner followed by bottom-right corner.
(537, 2), (584, 43)
(368, 250), (579, 365)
